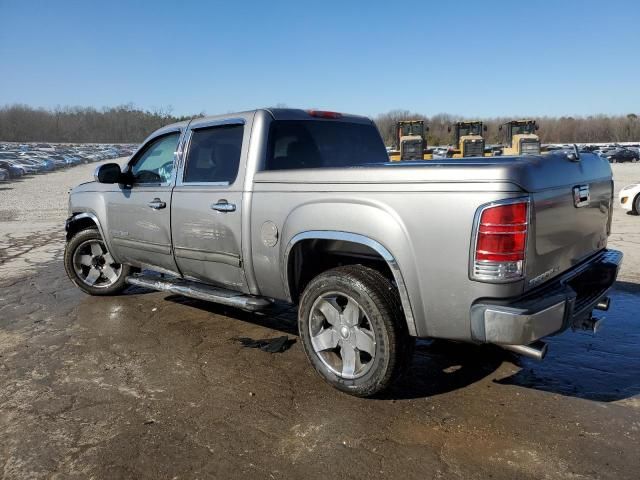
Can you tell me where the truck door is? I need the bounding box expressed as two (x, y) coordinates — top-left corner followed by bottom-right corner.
(171, 117), (249, 292)
(105, 129), (181, 275)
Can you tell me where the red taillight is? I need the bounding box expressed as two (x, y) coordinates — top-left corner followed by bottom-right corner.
(472, 200), (528, 281)
(476, 202), (528, 262)
(307, 110), (342, 119)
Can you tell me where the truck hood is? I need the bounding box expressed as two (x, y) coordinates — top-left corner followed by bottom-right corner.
(70, 181), (118, 195)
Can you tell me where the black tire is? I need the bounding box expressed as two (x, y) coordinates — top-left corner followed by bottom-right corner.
(633, 194), (640, 216)
(298, 265), (414, 397)
(64, 228), (131, 295)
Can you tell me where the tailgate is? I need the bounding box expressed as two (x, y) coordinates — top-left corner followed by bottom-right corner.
(524, 153), (613, 290)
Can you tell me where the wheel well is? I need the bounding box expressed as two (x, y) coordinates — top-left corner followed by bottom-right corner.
(287, 238), (395, 303)
(66, 216), (98, 240)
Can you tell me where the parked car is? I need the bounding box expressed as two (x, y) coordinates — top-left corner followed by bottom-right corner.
(64, 108), (622, 397)
(0, 160), (25, 179)
(0, 167), (9, 181)
(431, 146), (449, 159)
(605, 148), (639, 163)
(619, 183), (640, 215)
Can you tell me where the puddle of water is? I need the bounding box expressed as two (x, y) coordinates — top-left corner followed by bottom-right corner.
(500, 288), (640, 402)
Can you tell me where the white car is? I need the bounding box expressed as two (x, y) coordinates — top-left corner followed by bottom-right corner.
(619, 183), (640, 214)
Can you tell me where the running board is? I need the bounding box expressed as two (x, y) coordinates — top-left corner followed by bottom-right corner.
(126, 274), (271, 312)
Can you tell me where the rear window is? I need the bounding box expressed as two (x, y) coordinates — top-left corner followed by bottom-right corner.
(264, 120), (388, 171)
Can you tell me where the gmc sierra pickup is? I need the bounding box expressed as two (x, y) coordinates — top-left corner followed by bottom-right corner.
(64, 108), (622, 397)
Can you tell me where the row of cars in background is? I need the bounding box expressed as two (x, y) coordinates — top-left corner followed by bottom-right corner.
(544, 144), (640, 163)
(0, 143), (137, 182)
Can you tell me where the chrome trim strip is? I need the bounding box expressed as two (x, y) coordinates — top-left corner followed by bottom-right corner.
(112, 237), (172, 255)
(69, 212), (106, 241)
(174, 247), (241, 267)
(283, 230), (417, 336)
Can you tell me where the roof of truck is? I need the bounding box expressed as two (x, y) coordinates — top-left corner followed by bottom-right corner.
(160, 108), (374, 132)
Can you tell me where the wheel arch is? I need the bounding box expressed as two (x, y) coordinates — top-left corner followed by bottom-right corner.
(65, 212), (105, 239)
(283, 231), (418, 336)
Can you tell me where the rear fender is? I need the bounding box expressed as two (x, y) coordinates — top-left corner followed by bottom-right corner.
(280, 200), (425, 337)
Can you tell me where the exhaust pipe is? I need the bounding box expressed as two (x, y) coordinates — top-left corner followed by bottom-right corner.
(501, 341), (548, 361)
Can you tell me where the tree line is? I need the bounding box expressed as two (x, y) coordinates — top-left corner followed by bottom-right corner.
(0, 104), (199, 144)
(0, 103), (638, 146)
(375, 110), (640, 147)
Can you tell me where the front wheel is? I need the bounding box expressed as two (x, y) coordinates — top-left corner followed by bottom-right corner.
(298, 265), (414, 397)
(64, 228), (131, 295)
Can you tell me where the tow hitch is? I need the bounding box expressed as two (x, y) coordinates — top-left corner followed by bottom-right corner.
(573, 315), (604, 334)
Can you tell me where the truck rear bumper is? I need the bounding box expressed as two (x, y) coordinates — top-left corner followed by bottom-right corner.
(470, 249), (623, 345)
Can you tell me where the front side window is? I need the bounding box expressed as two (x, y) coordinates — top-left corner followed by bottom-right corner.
(130, 133), (179, 184)
(183, 124), (243, 184)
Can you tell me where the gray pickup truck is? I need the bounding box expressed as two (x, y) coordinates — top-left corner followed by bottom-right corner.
(64, 108), (622, 397)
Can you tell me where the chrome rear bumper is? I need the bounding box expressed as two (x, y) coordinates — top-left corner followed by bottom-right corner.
(470, 249), (623, 346)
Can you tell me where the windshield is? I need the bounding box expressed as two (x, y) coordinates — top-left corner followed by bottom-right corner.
(458, 123), (482, 136)
(511, 123), (536, 135)
(400, 122), (422, 136)
(264, 120), (388, 170)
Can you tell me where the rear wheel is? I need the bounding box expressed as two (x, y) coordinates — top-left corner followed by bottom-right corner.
(298, 265), (414, 397)
(64, 228), (130, 295)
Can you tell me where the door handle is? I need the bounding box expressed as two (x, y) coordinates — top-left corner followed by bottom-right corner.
(211, 200), (236, 213)
(148, 198), (166, 209)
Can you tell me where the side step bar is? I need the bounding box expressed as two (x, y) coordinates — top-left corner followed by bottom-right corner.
(126, 274), (271, 312)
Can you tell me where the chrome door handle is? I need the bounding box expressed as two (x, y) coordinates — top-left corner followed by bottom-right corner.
(211, 200), (236, 212)
(148, 198), (166, 209)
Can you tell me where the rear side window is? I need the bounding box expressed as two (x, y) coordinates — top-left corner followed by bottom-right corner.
(264, 120), (388, 171)
(183, 124), (243, 184)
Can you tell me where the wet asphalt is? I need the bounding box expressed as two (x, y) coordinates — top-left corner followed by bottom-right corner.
(0, 162), (639, 479)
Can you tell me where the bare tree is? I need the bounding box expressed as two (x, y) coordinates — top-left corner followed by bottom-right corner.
(1, 104), (638, 144)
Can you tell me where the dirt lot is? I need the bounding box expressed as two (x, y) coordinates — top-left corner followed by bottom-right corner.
(1, 161), (639, 479)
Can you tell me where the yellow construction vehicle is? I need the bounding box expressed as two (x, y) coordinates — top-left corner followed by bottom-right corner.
(499, 120), (541, 155)
(448, 121), (487, 157)
(388, 120), (433, 161)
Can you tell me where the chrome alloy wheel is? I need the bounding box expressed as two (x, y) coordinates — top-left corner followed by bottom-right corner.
(308, 292), (377, 379)
(72, 239), (122, 288)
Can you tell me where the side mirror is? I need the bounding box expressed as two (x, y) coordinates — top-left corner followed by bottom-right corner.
(535, 124), (540, 131)
(483, 125), (488, 132)
(499, 125), (503, 131)
(94, 163), (122, 183)
(447, 126), (451, 133)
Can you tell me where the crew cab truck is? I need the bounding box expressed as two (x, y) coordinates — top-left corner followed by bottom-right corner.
(64, 108), (622, 397)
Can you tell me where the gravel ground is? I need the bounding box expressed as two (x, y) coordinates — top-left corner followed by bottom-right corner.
(0, 160), (639, 479)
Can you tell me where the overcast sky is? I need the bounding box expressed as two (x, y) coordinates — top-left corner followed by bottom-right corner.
(1, 0), (639, 118)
